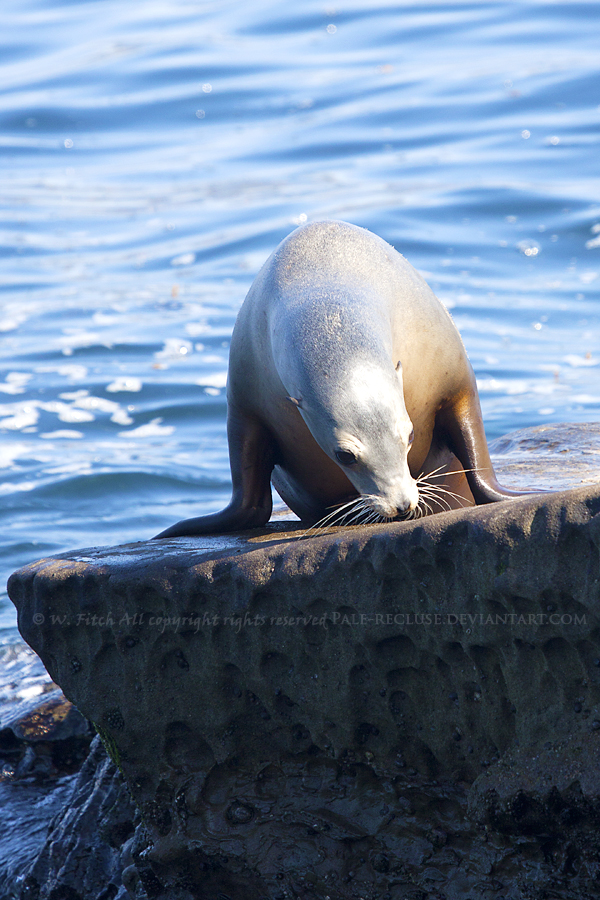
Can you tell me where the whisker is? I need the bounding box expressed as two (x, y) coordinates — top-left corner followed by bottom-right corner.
(300, 497), (365, 538)
(418, 484), (473, 510)
(348, 507), (369, 526)
(299, 469), (478, 538)
(418, 498), (434, 517)
(419, 482), (470, 500)
(337, 503), (366, 527)
(419, 490), (465, 509)
(421, 491), (453, 512)
(415, 463), (447, 481)
(417, 465), (485, 482)
(322, 498), (362, 522)
(427, 485), (474, 504)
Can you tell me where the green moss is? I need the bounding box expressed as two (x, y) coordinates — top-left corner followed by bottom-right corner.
(93, 721), (124, 773)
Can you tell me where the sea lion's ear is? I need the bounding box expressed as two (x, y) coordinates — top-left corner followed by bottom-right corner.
(395, 360), (402, 373)
(287, 396), (303, 409)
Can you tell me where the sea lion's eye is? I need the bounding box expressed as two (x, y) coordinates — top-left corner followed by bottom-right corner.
(408, 429), (414, 445)
(335, 449), (357, 466)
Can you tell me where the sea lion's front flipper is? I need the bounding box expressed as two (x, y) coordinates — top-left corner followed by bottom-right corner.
(153, 407), (274, 538)
(438, 390), (536, 504)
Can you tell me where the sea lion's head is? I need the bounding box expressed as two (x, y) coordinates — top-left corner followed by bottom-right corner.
(289, 358), (419, 521)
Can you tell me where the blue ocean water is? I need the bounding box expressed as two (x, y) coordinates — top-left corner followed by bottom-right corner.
(1, 0), (600, 667)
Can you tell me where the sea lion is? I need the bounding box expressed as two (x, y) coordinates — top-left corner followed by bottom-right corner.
(155, 220), (530, 538)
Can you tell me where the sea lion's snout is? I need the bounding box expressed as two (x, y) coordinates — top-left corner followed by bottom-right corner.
(366, 475), (419, 520)
(395, 496), (416, 516)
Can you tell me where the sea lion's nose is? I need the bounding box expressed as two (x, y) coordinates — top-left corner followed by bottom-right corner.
(395, 488), (419, 517)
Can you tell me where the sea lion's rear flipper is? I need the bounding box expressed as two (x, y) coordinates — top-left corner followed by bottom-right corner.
(154, 407), (274, 538)
(439, 390), (535, 504)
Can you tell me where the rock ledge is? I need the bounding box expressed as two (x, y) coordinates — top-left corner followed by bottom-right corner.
(8, 469), (600, 898)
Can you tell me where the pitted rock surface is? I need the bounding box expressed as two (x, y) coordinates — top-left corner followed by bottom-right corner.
(8, 423), (600, 899)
